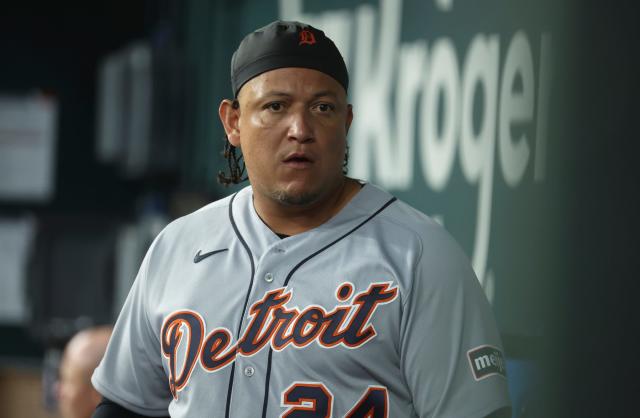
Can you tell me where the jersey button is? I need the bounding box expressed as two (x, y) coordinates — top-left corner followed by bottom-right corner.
(264, 273), (274, 283)
(244, 366), (255, 377)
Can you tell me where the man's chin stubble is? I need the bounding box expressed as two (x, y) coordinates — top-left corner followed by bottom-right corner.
(270, 189), (319, 206)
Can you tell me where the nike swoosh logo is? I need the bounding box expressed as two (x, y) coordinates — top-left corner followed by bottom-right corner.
(193, 248), (228, 263)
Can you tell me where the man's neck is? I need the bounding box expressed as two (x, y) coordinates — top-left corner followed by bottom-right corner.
(253, 178), (362, 237)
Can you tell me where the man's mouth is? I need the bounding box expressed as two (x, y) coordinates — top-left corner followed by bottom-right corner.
(283, 152), (313, 168)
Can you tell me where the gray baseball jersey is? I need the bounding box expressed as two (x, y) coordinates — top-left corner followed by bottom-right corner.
(92, 183), (510, 417)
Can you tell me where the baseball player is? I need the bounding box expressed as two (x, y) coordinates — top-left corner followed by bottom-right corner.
(91, 21), (511, 418)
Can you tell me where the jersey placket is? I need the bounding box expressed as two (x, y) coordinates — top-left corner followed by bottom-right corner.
(225, 190), (293, 417)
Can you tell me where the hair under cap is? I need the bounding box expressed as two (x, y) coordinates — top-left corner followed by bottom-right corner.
(231, 20), (349, 97)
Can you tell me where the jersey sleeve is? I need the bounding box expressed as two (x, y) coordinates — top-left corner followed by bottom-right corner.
(91, 239), (172, 417)
(399, 226), (511, 417)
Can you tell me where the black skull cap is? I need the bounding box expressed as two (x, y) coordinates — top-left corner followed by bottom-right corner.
(231, 20), (349, 97)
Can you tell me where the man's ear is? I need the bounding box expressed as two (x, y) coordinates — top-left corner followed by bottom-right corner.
(345, 104), (353, 134)
(219, 99), (241, 147)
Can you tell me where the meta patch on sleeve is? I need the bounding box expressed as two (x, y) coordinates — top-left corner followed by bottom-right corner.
(467, 345), (507, 381)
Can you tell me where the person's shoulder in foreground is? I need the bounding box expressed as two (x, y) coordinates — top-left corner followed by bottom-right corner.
(91, 19), (510, 418)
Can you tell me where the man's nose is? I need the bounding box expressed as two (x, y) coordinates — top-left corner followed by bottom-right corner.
(287, 109), (314, 143)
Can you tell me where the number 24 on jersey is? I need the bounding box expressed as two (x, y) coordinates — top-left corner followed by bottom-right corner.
(282, 383), (388, 418)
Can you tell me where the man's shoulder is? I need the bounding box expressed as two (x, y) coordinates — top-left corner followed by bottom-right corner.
(183, 191), (236, 220)
(351, 184), (479, 309)
(361, 183), (445, 239)
(361, 183), (469, 262)
(382, 197), (437, 230)
(153, 191), (240, 246)
(172, 191), (239, 227)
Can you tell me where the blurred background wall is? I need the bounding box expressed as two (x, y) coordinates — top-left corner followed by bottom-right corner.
(0, 0), (638, 417)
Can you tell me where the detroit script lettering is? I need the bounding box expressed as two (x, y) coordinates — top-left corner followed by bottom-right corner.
(160, 282), (398, 398)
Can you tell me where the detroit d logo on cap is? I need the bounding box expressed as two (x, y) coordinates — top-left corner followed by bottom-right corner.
(298, 29), (316, 45)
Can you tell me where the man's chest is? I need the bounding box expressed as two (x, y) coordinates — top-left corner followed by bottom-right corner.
(151, 246), (410, 415)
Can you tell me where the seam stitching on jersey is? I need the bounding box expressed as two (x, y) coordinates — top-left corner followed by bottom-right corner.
(140, 231), (167, 351)
(397, 231), (424, 396)
(351, 202), (433, 311)
(141, 226), (168, 348)
(372, 214), (425, 312)
(402, 232), (424, 312)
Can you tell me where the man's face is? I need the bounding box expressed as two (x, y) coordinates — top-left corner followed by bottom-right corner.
(225, 67), (353, 206)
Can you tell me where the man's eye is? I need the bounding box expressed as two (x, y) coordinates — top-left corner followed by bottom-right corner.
(315, 103), (335, 112)
(265, 102), (283, 111)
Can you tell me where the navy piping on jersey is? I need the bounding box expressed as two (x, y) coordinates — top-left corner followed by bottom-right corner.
(225, 192), (256, 418)
(261, 196), (398, 417)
